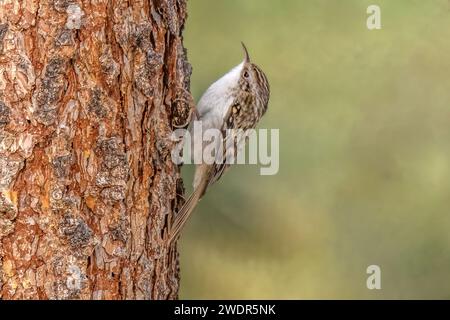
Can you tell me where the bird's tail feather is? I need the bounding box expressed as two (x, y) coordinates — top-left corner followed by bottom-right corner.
(168, 166), (213, 243)
(168, 186), (203, 243)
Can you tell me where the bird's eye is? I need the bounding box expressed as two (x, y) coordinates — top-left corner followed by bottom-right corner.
(244, 71), (249, 78)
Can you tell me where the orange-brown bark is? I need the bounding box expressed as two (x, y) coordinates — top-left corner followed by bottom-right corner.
(0, 0), (191, 299)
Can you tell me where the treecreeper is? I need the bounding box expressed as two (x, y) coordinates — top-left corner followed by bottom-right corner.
(169, 43), (270, 243)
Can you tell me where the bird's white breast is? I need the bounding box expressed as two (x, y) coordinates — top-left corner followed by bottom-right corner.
(195, 61), (244, 131)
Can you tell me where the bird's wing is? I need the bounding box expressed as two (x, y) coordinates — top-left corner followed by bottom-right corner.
(205, 103), (235, 186)
(208, 99), (255, 187)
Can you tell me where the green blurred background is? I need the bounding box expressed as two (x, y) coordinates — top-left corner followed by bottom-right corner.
(179, 0), (450, 299)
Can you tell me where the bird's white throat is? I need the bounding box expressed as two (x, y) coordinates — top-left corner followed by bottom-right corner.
(196, 61), (245, 124)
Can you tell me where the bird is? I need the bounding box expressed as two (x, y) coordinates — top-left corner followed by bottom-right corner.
(168, 42), (270, 243)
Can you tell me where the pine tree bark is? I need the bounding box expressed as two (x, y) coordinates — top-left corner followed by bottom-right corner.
(0, 0), (191, 299)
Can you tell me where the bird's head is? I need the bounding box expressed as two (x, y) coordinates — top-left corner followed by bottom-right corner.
(239, 42), (270, 109)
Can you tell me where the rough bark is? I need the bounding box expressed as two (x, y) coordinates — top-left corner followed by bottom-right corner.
(0, 0), (191, 300)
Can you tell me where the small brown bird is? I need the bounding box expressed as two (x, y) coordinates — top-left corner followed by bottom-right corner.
(169, 43), (270, 243)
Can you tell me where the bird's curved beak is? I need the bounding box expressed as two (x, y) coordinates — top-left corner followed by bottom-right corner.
(241, 42), (250, 63)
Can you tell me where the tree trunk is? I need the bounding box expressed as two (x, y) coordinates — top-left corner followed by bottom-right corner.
(0, 0), (191, 300)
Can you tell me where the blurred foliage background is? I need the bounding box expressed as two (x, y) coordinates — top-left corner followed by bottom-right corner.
(179, 0), (450, 299)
